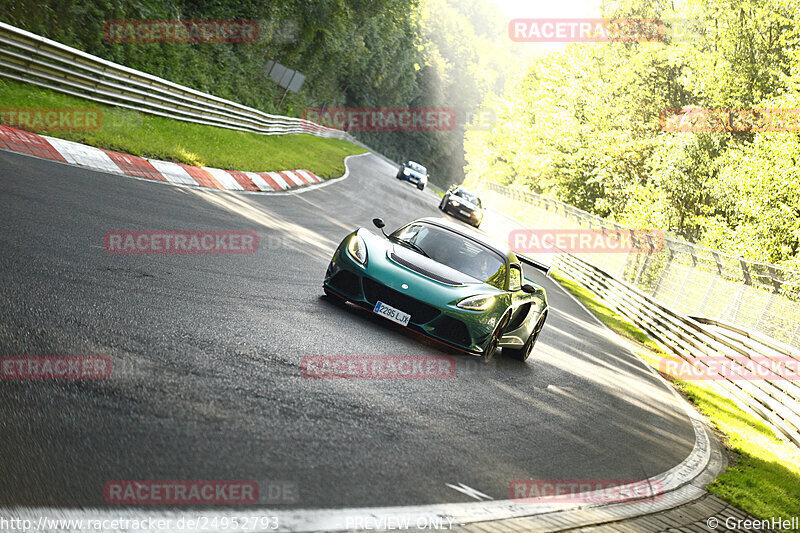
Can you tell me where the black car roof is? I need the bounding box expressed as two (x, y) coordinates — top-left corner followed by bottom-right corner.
(413, 217), (517, 264)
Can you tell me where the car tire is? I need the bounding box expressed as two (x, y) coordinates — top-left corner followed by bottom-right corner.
(439, 194), (448, 210)
(472, 220), (481, 228)
(504, 315), (546, 362)
(482, 311), (512, 363)
(417, 183), (425, 190)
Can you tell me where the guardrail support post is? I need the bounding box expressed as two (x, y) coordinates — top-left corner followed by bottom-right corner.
(740, 257), (752, 285)
(711, 251), (723, 276)
(767, 265), (783, 293)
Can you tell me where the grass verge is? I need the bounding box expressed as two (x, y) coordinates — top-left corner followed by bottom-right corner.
(0, 78), (366, 178)
(551, 271), (800, 528)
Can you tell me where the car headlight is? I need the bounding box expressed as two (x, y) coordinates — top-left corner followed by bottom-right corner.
(347, 234), (367, 264)
(457, 294), (496, 310)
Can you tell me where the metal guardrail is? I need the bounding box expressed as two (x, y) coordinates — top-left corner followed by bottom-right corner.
(483, 183), (800, 447)
(0, 22), (352, 140)
(483, 182), (800, 349)
(549, 250), (800, 448)
(692, 316), (800, 361)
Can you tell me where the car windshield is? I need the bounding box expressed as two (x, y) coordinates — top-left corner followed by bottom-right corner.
(390, 223), (506, 287)
(454, 189), (481, 206)
(407, 162), (426, 174)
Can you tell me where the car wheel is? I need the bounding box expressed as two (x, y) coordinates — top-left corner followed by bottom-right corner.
(417, 183), (425, 190)
(472, 220), (481, 228)
(504, 315), (545, 362)
(439, 195), (448, 210)
(482, 311), (511, 363)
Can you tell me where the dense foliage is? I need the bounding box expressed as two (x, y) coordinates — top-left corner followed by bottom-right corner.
(5, 0), (795, 267)
(464, 0), (800, 269)
(1, 0), (518, 187)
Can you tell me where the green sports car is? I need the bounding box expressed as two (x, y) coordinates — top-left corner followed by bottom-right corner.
(323, 217), (549, 361)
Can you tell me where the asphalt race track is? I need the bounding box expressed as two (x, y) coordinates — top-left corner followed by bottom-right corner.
(0, 149), (695, 510)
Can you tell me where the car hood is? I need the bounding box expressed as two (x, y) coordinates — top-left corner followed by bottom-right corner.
(355, 229), (505, 303)
(386, 243), (482, 286)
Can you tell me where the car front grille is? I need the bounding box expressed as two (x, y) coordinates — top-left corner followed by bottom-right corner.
(329, 270), (362, 298)
(362, 278), (441, 324)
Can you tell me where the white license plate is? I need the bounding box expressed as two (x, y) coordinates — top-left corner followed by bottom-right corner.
(459, 209), (471, 216)
(373, 301), (411, 326)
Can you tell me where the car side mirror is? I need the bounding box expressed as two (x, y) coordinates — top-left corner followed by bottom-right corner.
(373, 218), (388, 237)
(522, 283), (537, 294)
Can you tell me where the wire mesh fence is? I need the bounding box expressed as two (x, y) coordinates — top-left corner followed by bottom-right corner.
(482, 182), (800, 349)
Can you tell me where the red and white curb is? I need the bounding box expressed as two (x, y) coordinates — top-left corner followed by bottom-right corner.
(0, 125), (324, 192)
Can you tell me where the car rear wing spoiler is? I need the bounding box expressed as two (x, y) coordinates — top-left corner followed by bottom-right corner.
(518, 254), (552, 276)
